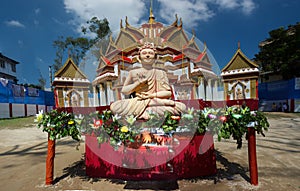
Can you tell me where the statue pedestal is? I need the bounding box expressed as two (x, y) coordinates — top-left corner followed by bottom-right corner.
(85, 133), (217, 180)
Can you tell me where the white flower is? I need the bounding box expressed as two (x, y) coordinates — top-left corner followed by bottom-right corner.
(187, 107), (194, 115)
(34, 110), (44, 123)
(113, 114), (121, 122)
(126, 115), (136, 125)
(182, 113), (193, 120)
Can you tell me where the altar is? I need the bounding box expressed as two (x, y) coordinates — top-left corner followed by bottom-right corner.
(85, 132), (217, 180)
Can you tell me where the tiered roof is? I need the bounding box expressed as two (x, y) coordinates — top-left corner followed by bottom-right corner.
(93, 8), (215, 85)
(53, 58), (90, 86)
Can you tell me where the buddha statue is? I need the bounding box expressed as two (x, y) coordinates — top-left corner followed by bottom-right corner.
(110, 42), (186, 120)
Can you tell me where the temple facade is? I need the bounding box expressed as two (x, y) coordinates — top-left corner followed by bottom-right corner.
(221, 44), (259, 100)
(92, 10), (220, 106)
(52, 58), (91, 107)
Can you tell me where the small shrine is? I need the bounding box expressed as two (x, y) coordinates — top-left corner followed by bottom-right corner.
(221, 43), (259, 100)
(52, 58), (91, 107)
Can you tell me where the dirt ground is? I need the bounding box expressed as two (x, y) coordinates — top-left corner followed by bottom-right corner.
(0, 112), (299, 191)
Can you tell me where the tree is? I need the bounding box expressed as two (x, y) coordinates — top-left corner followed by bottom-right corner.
(38, 71), (46, 90)
(254, 22), (300, 79)
(52, 17), (111, 73)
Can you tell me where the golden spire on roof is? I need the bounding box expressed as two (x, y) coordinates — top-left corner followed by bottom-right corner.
(148, 0), (155, 24)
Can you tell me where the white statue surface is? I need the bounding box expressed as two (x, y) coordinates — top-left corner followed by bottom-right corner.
(110, 42), (186, 120)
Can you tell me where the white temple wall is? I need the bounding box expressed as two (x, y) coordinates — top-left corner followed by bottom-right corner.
(198, 77), (205, 100)
(206, 79), (213, 101)
(99, 84), (107, 106)
(106, 81), (114, 105)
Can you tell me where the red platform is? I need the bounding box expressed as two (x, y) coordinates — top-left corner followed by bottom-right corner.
(85, 132), (217, 180)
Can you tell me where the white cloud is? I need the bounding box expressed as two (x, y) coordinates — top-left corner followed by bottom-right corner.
(63, 0), (256, 33)
(5, 20), (25, 28)
(34, 20), (39, 25)
(18, 40), (24, 47)
(241, 0), (256, 15)
(158, 0), (215, 28)
(35, 8), (41, 15)
(215, 0), (239, 9)
(63, 0), (147, 34)
(158, 0), (256, 29)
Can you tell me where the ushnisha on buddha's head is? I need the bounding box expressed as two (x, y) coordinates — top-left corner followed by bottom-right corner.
(138, 42), (157, 65)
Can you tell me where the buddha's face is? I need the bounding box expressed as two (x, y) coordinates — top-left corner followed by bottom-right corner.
(140, 48), (155, 64)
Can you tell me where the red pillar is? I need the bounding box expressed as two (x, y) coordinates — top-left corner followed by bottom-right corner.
(290, 99), (294, 112)
(45, 134), (55, 185)
(248, 127), (258, 185)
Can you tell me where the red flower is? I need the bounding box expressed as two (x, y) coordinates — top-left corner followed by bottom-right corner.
(94, 119), (103, 128)
(219, 116), (227, 122)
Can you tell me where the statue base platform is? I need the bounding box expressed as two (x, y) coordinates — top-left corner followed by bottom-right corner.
(85, 133), (217, 180)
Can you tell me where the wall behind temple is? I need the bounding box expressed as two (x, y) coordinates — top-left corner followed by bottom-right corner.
(0, 80), (54, 118)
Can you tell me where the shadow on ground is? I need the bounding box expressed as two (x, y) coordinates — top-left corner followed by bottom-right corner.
(56, 150), (250, 190)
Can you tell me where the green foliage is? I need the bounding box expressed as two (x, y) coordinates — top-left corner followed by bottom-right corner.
(37, 71), (46, 90)
(35, 106), (270, 149)
(52, 17), (111, 73)
(81, 110), (139, 147)
(255, 22), (300, 79)
(35, 110), (81, 141)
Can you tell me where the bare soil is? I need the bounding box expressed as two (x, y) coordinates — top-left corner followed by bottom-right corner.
(0, 112), (299, 191)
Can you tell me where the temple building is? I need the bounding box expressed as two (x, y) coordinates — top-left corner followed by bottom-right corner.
(52, 58), (91, 107)
(92, 8), (219, 106)
(221, 43), (259, 100)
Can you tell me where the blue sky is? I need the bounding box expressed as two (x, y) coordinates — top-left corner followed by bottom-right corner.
(0, 0), (299, 88)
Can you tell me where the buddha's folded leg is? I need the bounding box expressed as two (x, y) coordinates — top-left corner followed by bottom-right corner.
(148, 98), (175, 106)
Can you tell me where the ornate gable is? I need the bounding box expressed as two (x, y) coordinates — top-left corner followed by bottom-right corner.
(54, 58), (88, 79)
(222, 48), (258, 72)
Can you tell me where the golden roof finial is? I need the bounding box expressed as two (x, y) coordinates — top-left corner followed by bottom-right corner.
(120, 19), (123, 29)
(179, 17), (183, 28)
(149, 0), (155, 24)
(238, 41), (241, 49)
(171, 14), (178, 27)
(203, 42), (207, 52)
(125, 16), (130, 27)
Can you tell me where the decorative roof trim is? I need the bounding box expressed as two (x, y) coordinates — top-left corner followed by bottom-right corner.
(191, 67), (215, 75)
(93, 72), (118, 83)
(53, 77), (90, 83)
(221, 68), (259, 76)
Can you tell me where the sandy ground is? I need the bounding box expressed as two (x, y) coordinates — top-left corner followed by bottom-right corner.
(0, 112), (299, 191)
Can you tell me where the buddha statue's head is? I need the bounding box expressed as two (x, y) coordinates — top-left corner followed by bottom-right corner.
(138, 42), (156, 65)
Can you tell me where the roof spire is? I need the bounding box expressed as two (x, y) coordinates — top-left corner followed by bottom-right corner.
(148, 0), (155, 24)
(238, 41), (241, 49)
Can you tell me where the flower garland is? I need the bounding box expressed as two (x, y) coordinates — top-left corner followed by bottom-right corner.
(35, 106), (269, 149)
(35, 110), (81, 141)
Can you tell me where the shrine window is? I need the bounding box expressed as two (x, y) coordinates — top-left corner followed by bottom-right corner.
(11, 64), (16, 72)
(0, 60), (5, 68)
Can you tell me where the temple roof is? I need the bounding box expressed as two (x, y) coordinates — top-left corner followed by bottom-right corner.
(94, 5), (215, 83)
(53, 58), (90, 85)
(222, 46), (258, 72)
(98, 17), (210, 69)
